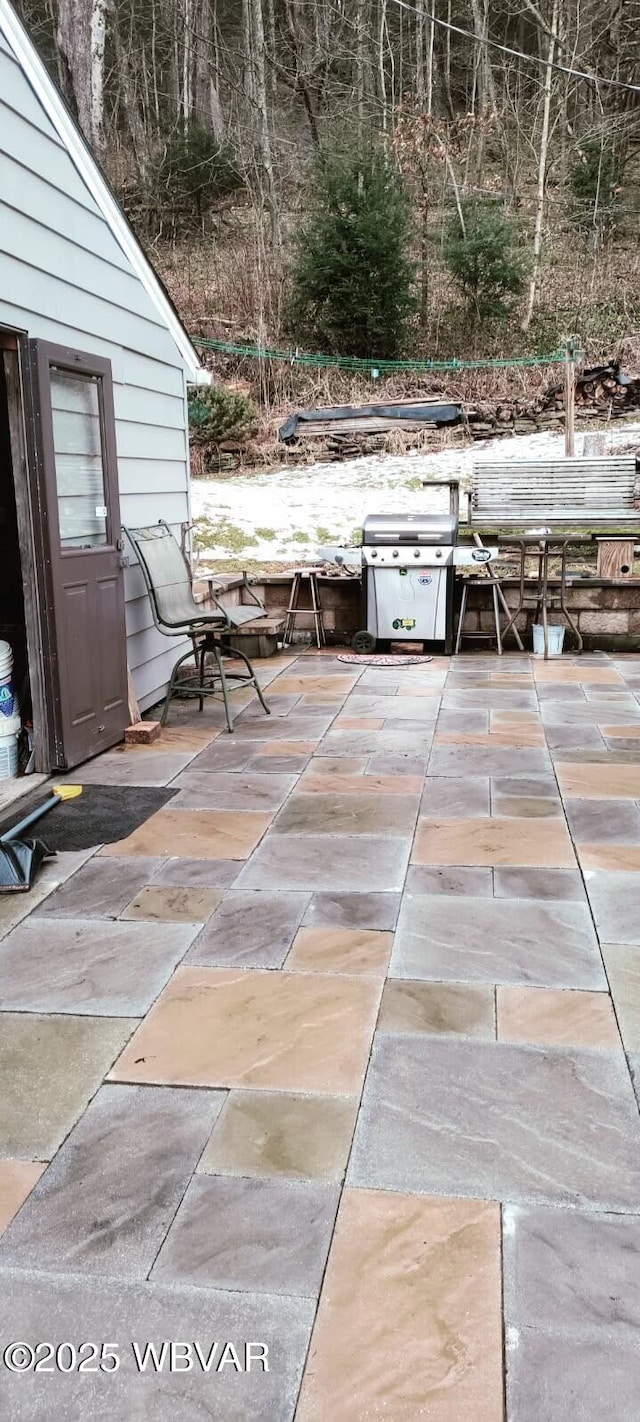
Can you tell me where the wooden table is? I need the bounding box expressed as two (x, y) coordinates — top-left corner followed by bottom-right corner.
(499, 535), (585, 658)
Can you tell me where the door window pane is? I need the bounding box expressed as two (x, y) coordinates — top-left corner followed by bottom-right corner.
(50, 369), (108, 549)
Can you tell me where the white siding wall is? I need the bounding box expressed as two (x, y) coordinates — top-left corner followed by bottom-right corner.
(0, 29), (191, 711)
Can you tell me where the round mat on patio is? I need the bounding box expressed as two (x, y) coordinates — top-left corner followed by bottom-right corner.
(337, 654), (433, 666)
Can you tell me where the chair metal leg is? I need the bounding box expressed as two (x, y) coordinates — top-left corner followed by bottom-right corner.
(283, 572), (300, 649)
(161, 645), (198, 726)
(454, 583), (468, 655)
(219, 639), (271, 717)
(492, 583), (503, 655)
(212, 643), (235, 732)
(198, 643), (207, 713)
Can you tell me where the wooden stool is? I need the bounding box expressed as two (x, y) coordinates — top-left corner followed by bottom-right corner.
(283, 567), (326, 649)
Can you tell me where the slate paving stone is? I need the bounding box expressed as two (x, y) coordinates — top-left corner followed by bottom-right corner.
(496, 987), (619, 1048)
(120, 885), (224, 923)
(150, 857), (241, 888)
(583, 870), (640, 943)
(600, 944), (640, 1049)
(0, 1160), (45, 1236)
(490, 776), (559, 799)
(272, 792), (419, 837)
(228, 715), (335, 741)
(404, 865), (494, 896)
(35, 856), (165, 919)
(302, 891), (401, 930)
(412, 816), (575, 868)
(199, 1091), (358, 1181)
(286, 926), (393, 976)
(185, 891), (310, 968)
(101, 807), (273, 860)
(110, 966), (381, 1094)
(171, 771), (298, 811)
(236, 833), (411, 892)
(0, 1014), (135, 1160)
(64, 750), (194, 786)
(377, 981), (495, 1038)
(491, 794), (562, 818)
(542, 703), (640, 726)
(441, 690), (538, 711)
(151, 1174), (339, 1297)
(295, 1190), (503, 1422)
(315, 730), (434, 759)
(188, 739), (259, 772)
(243, 746), (318, 774)
(348, 1035), (640, 1208)
(0, 1274), (313, 1422)
(427, 745), (551, 777)
(557, 763), (640, 798)
(365, 753), (429, 777)
(0, 918), (198, 1015)
(0, 1085), (224, 1278)
(344, 696), (439, 722)
(504, 1205), (640, 1422)
(420, 776), (490, 818)
(493, 867), (586, 901)
(391, 895), (604, 988)
(564, 798), (640, 843)
(436, 710), (490, 733)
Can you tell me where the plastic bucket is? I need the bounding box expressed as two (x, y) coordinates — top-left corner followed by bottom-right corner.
(0, 640), (16, 720)
(0, 722), (19, 780)
(532, 623), (565, 657)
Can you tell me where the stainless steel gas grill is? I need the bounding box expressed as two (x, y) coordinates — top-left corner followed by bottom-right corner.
(355, 493), (498, 655)
(358, 511), (458, 653)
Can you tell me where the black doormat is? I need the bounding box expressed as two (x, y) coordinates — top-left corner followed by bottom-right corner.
(0, 784), (177, 852)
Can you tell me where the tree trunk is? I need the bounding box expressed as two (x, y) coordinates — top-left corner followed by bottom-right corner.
(415, 0), (425, 110)
(248, 0), (280, 245)
(194, 0), (225, 138)
(57, 0), (108, 160)
(522, 0), (558, 331)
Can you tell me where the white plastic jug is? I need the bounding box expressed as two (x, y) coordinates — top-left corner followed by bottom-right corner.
(532, 623), (565, 657)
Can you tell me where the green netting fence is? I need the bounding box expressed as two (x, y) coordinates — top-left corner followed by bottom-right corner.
(193, 335), (568, 376)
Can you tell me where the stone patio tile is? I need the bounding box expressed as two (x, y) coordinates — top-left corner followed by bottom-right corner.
(286, 926), (393, 976)
(171, 771), (298, 811)
(272, 791), (418, 837)
(315, 729), (434, 758)
(565, 798), (640, 842)
(185, 891), (309, 968)
(296, 1189), (503, 1422)
(534, 664), (623, 685)
(412, 816), (575, 867)
(345, 695), (439, 722)
(497, 987), (619, 1048)
(391, 895), (604, 988)
(244, 746), (317, 774)
(365, 753), (429, 776)
(302, 891), (400, 929)
(0, 917), (197, 1016)
(137, 724), (221, 751)
(188, 738), (257, 771)
(0, 850), (96, 942)
(120, 885), (224, 923)
(491, 775), (559, 798)
(436, 727), (546, 749)
(34, 855), (165, 919)
(427, 745), (551, 777)
(101, 806), (272, 859)
(333, 716), (385, 730)
(602, 735), (640, 753)
(579, 844), (640, 871)
(420, 776), (490, 817)
(348, 1035), (640, 1208)
(299, 770), (422, 795)
(543, 724), (606, 750)
(150, 856), (241, 887)
(437, 709), (490, 732)
(236, 833), (411, 891)
(491, 794), (562, 818)
(63, 749), (195, 786)
(0, 1014), (136, 1159)
(231, 714), (334, 740)
(504, 1206), (640, 1422)
(378, 981), (495, 1038)
(535, 683), (587, 702)
(234, 693), (301, 719)
(199, 1091), (358, 1181)
(548, 748), (640, 764)
(558, 762), (640, 801)
(110, 966), (381, 1093)
(584, 870), (640, 942)
(0, 1275), (313, 1421)
(151, 1174), (339, 1297)
(442, 689), (538, 711)
(543, 703), (640, 726)
(0, 1161), (45, 1235)
(601, 944), (640, 1050)
(270, 675), (358, 695)
(601, 722), (640, 738)
(493, 867), (586, 900)
(490, 711), (541, 728)
(305, 756), (368, 776)
(0, 1084), (224, 1278)
(405, 865), (493, 895)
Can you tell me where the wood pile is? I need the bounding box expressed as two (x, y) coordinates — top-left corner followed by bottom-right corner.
(544, 362), (640, 416)
(465, 363), (640, 440)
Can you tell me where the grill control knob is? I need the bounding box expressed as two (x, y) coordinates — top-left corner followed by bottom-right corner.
(435, 549), (443, 558)
(413, 549), (420, 558)
(392, 549), (399, 558)
(370, 549), (377, 557)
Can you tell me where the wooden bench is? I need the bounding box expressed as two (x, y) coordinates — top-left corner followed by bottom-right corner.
(471, 456), (640, 526)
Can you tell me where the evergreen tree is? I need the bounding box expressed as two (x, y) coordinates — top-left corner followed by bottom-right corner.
(443, 200), (527, 320)
(289, 138), (416, 358)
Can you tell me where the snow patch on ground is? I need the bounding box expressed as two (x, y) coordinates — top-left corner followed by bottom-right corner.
(191, 423), (640, 563)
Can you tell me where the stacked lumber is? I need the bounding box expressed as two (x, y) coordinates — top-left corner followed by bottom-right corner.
(543, 362), (640, 416)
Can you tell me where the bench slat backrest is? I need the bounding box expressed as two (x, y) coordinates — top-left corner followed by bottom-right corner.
(471, 457), (640, 524)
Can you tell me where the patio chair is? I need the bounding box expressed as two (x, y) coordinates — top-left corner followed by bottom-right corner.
(125, 521), (271, 733)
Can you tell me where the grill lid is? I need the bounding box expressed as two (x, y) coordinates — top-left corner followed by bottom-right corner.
(362, 512), (458, 545)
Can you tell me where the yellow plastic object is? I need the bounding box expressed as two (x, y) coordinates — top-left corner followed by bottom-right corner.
(51, 784), (83, 801)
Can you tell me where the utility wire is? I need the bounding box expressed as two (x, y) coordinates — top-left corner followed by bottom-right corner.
(388, 0), (640, 95)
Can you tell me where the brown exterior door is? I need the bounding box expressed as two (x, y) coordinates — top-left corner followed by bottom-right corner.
(28, 341), (128, 769)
